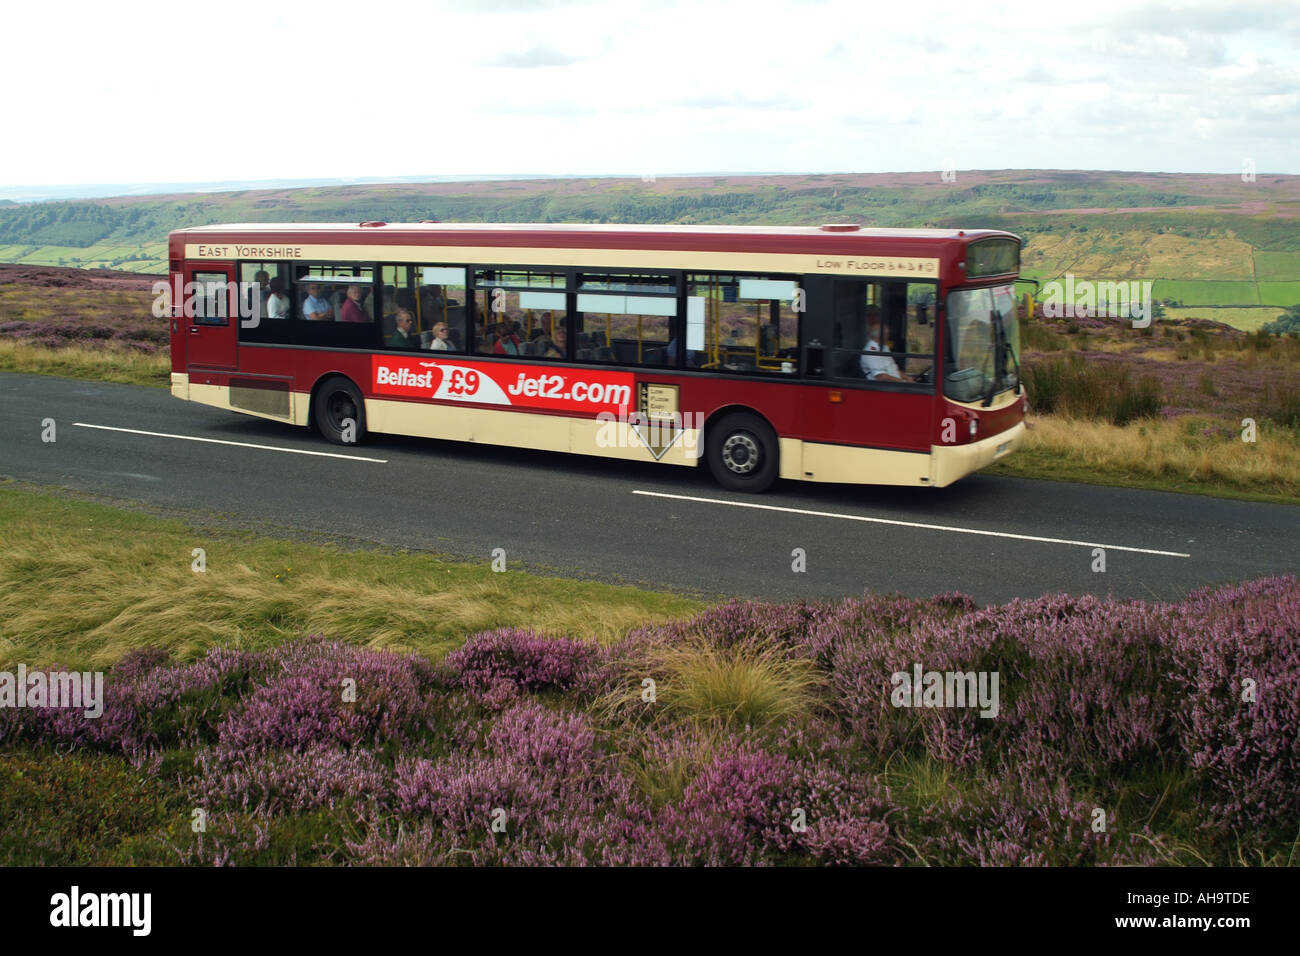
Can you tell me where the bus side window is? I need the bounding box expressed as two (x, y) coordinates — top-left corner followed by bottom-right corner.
(685, 273), (800, 374)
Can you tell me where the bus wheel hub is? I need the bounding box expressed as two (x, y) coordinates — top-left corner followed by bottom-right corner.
(723, 434), (758, 473)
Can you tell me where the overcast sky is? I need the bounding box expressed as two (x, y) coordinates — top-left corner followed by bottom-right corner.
(2, 0), (1297, 187)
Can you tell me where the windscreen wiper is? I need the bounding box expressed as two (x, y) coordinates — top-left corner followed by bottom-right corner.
(999, 308), (1021, 390)
(981, 309), (1002, 408)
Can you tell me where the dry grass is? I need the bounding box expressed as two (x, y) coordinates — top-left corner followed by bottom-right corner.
(0, 486), (700, 670)
(993, 413), (1300, 501)
(0, 340), (169, 387)
(595, 639), (822, 731)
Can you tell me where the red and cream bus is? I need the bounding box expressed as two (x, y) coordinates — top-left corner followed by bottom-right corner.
(165, 222), (1026, 492)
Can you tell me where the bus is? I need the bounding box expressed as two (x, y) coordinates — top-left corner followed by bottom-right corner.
(165, 221), (1027, 493)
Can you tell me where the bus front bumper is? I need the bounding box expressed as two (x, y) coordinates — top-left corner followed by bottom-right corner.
(930, 420), (1026, 488)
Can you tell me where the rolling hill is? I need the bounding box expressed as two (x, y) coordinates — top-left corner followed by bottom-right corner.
(0, 170), (1296, 322)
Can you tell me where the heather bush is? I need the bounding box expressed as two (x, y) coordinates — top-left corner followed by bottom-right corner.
(196, 743), (388, 815)
(1165, 577), (1300, 845)
(445, 629), (598, 706)
(217, 639), (439, 754)
(389, 703), (656, 865)
(915, 771), (1161, 866)
(3, 577), (1297, 866)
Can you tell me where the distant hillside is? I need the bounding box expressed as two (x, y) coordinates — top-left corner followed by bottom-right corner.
(0, 170), (1296, 312)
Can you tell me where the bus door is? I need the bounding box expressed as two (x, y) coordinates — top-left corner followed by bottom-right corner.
(183, 264), (239, 370)
(820, 277), (936, 452)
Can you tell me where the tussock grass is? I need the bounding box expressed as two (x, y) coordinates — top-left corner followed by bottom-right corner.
(991, 413), (1300, 502)
(597, 640), (821, 731)
(0, 340), (169, 387)
(882, 753), (972, 808)
(625, 729), (724, 809)
(656, 642), (820, 726)
(0, 486), (700, 670)
(1025, 355), (1163, 425)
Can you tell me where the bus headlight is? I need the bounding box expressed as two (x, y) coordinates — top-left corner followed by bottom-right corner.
(969, 418), (978, 438)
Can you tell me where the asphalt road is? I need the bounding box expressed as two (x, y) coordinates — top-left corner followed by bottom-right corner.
(2, 372), (1296, 604)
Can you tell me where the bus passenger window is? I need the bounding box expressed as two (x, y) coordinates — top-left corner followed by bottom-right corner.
(686, 273), (800, 374)
(575, 272), (676, 366)
(473, 269), (567, 357)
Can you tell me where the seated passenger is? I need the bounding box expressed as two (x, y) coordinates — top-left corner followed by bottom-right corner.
(429, 322), (452, 351)
(493, 322), (521, 355)
(266, 276), (290, 319)
(388, 308), (419, 349)
(340, 284), (369, 323)
(542, 325), (567, 358)
(252, 270), (271, 315)
(302, 282), (333, 321)
(420, 284), (446, 317)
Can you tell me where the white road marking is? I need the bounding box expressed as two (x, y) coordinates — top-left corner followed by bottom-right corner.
(633, 490), (1191, 557)
(72, 423), (388, 463)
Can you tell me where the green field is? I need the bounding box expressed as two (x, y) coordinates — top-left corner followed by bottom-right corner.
(1259, 281), (1300, 308)
(2, 241), (167, 272)
(1254, 251), (1300, 281)
(1163, 306), (1287, 331)
(1153, 279), (1261, 306)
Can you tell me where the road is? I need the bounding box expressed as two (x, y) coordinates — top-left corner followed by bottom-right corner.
(2, 372), (1296, 604)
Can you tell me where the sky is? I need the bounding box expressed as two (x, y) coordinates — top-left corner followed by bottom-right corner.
(1, 0), (1297, 189)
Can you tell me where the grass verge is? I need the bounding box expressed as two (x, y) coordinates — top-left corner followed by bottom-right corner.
(0, 484), (702, 670)
(989, 413), (1300, 504)
(0, 340), (169, 387)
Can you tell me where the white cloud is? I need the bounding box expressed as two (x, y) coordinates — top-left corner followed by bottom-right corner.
(0, 0), (1297, 186)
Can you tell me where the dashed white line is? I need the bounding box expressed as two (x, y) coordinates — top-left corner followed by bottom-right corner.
(632, 490), (1191, 557)
(72, 423), (388, 463)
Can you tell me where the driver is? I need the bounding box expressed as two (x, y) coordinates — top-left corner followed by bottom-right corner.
(860, 307), (906, 382)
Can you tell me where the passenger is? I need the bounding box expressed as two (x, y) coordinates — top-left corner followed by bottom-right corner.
(420, 284), (446, 315)
(542, 325), (567, 358)
(388, 308), (419, 349)
(302, 282), (333, 322)
(859, 307), (906, 382)
(429, 321), (452, 351)
(266, 276), (291, 319)
(493, 322), (521, 355)
(339, 284), (369, 323)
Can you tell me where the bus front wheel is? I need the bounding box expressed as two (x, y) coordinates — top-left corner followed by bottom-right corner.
(313, 376), (366, 446)
(706, 412), (778, 493)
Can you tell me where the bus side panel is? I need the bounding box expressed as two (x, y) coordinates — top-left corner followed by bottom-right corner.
(673, 376), (934, 453)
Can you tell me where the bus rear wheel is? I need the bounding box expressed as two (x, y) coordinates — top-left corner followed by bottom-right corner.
(706, 412), (778, 493)
(313, 376), (366, 446)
